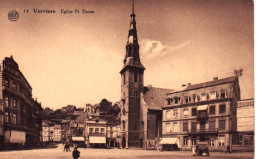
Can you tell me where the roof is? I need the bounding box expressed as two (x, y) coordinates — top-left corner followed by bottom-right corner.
(184, 76), (237, 91)
(75, 113), (88, 122)
(168, 76), (237, 94)
(143, 86), (174, 109)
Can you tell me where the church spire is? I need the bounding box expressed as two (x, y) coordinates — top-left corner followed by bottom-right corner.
(120, 0), (145, 73)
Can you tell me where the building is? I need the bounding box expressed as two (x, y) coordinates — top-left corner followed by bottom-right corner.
(42, 120), (50, 142)
(0, 56), (43, 149)
(232, 99), (254, 151)
(161, 76), (240, 151)
(61, 119), (70, 142)
(69, 113), (88, 144)
(119, 2), (174, 148)
(53, 124), (62, 142)
(85, 118), (107, 148)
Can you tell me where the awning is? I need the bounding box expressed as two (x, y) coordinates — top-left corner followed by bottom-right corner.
(10, 130), (26, 144)
(159, 137), (179, 147)
(89, 136), (106, 144)
(197, 105), (208, 111)
(72, 137), (85, 141)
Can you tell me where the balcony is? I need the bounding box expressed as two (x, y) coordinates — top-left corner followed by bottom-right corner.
(197, 112), (208, 119)
(88, 132), (106, 136)
(188, 128), (218, 134)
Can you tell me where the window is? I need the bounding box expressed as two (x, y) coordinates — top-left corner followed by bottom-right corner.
(165, 123), (171, 133)
(95, 128), (99, 133)
(13, 99), (17, 108)
(210, 91), (217, 100)
(174, 97), (179, 104)
(166, 110), (170, 119)
(219, 104), (226, 114)
(209, 137), (215, 146)
(183, 136), (188, 146)
(134, 90), (138, 97)
(191, 136), (196, 146)
(13, 83), (17, 90)
(209, 121), (215, 130)
(201, 93), (207, 101)
(209, 105), (215, 115)
(134, 73), (138, 82)
(218, 135), (225, 146)
(200, 120), (206, 130)
(89, 128), (94, 134)
(183, 109), (189, 118)
(5, 112), (9, 123)
(192, 95), (197, 103)
(183, 123), (188, 132)
(191, 122), (197, 132)
(4, 79), (9, 86)
(172, 122), (178, 132)
(192, 108), (197, 116)
(122, 120), (125, 131)
(219, 120), (225, 130)
(123, 74), (126, 84)
(172, 110), (178, 119)
(101, 128), (105, 134)
(184, 97), (189, 104)
(5, 97), (10, 107)
(12, 114), (16, 124)
(220, 90), (226, 98)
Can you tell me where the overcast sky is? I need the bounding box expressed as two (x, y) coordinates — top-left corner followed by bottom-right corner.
(0, 0), (254, 109)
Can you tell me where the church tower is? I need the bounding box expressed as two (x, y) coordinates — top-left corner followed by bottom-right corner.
(120, 0), (145, 148)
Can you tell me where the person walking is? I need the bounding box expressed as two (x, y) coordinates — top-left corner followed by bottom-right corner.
(225, 145), (231, 154)
(72, 147), (80, 159)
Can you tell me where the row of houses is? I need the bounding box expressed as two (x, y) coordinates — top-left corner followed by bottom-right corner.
(41, 106), (120, 148)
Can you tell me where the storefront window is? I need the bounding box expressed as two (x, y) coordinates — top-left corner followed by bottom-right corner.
(218, 135), (225, 146)
(183, 136), (188, 146)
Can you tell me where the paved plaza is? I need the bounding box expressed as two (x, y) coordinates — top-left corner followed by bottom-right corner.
(0, 144), (254, 159)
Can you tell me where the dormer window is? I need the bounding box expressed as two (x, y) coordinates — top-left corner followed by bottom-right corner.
(210, 91), (217, 100)
(192, 94), (198, 103)
(173, 97), (180, 104)
(201, 93), (207, 101)
(220, 90), (226, 98)
(184, 96), (189, 104)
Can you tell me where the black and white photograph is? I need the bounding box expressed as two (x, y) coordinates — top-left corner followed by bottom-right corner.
(0, 0), (255, 158)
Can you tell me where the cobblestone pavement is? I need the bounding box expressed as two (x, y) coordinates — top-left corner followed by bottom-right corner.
(0, 144), (254, 159)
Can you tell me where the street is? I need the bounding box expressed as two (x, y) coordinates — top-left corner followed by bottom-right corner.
(0, 144), (254, 159)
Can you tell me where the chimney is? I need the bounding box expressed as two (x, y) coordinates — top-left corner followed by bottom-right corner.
(213, 77), (218, 81)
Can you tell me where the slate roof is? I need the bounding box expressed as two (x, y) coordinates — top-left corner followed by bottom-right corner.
(184, 76), (237, 91)
(143, 86), (174, 110)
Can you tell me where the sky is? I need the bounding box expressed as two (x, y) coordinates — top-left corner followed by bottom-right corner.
(0, 0), (254, 109)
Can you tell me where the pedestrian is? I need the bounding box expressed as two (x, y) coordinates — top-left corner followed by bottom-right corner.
(72, 147), (80, 159)
(225, 145), (231, 154)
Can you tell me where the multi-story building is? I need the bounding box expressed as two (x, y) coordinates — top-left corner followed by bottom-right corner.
(232, 99), (254, 151)
(0, 56), (43, 149)
(42, 120), (50, 142)
(85, 118), (107, 147)
(53, 124), (61, 142)
(61, 119), (70, 142)
(69, 113), (88, 144)
(161, 76), (240, 151)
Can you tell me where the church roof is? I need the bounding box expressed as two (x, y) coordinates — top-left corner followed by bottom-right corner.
(143, 86), (174, 110)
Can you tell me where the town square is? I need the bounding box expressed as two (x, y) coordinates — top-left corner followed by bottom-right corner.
(0, 0), (255, 158)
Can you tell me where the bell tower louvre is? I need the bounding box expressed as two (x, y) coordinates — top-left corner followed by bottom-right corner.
(120, 0), (145, 148)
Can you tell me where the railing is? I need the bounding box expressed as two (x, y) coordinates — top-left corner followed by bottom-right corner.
(88, 132), (106, 136)
(188, 128), (218, 134)
(197, 112), (208, 119)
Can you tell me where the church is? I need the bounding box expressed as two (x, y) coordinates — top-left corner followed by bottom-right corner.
(119, 1), (173, 148)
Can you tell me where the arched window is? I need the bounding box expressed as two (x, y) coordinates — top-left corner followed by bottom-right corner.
(5, 97), (9, 107)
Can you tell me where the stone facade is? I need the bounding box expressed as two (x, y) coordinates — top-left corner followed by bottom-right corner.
(0, 56), (43, 149)
(162, 76), (240, 151)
